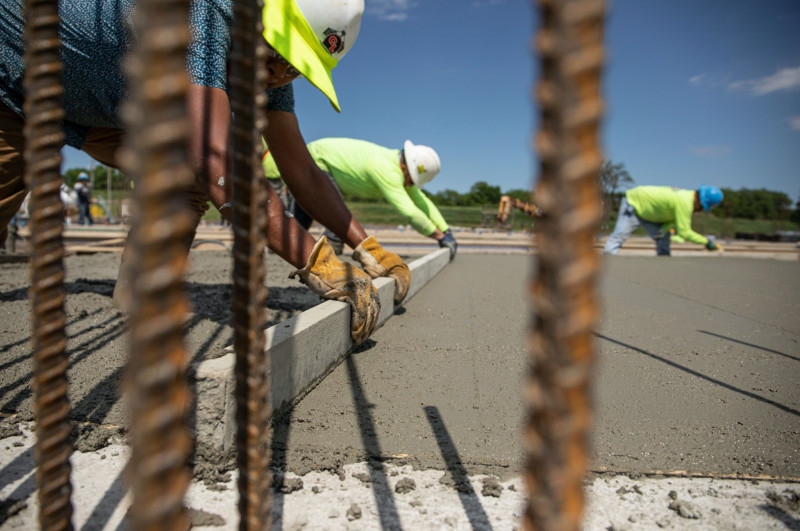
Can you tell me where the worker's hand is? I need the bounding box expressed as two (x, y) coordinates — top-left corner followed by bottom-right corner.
(290, 236), (380, 345)
(705, 237), (722, 252)
(352, 235), (411, 305)
(438, 230), (457, 261)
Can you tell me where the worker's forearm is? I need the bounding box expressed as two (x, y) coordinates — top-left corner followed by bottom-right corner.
(290, 171), (368, 248)
(428, 228), (444, 240)
(202, 165), (229, 211)
(265, 184), (317, 268)
(187, 85), (232, 211)
(211, 182), (316, 269)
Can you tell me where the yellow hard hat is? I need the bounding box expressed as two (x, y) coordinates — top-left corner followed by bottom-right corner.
(262, 0), (364, 112)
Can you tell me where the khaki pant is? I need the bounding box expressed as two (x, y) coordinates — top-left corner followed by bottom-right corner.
(0, 100), (209, 247)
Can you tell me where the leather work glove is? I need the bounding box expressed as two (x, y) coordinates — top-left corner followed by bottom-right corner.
(438, 230), (457, 261)
(290, 236), (380, 345)
(352, 235), (411, 305)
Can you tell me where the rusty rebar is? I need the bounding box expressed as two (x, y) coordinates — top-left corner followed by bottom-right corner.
(229, 1), (271, 529)
(23, 0), (74, 528)
(122, 0), (195, 528)
(524, 0), (605, 529)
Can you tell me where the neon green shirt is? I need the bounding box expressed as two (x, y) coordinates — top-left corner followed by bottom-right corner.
(263, 137), (449, 236)
(625, 186), (707, 245)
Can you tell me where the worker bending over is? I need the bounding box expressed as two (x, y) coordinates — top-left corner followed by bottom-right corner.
(263, 137), (458, 265)
(0, 0), (405, 344)
(603, 185), (724, 256)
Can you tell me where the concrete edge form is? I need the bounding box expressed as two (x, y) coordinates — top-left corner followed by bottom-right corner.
(191, 248), (451, 460)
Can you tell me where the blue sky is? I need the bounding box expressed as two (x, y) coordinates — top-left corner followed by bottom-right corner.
(63, 0), (800, 200)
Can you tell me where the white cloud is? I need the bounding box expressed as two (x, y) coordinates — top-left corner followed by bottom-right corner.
(689, 146), (732, 158)
(729, 65), (800, 96)
(368, 0), (415, 21)
(471, 0), (507, 6)
(688, 73), (730, 90)
(689, 73), (710, 86)
(790, 116), (800, 131)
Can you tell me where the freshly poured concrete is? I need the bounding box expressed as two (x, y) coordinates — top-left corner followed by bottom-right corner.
(2, 250), (799, 529)
(270, 255), (800, 480)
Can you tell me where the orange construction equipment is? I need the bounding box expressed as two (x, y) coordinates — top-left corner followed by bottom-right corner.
(496, 195), (541, 224)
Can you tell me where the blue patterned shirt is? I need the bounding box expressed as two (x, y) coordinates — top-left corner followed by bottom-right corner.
(0, 0), (293, 148)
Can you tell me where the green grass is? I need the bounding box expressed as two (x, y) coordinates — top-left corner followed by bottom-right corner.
(344, 201), (800, 236)
(345, 202), (536, 231)
(174, 197), (797, 237)
(689, 214), (798, 238)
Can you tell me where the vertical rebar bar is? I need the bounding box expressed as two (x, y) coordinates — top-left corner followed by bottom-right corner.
(122, 0), (195, 528)
(229, 1), (271, 529)
(23, 0), (74, 528)
(525, 0), (605, 529)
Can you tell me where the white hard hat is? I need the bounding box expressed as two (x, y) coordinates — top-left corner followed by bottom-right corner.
(295, 0), (363, 61)
(403, 140), (440, 188)
(263, 0), (364, 112)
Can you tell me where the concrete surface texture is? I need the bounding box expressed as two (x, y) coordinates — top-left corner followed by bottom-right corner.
(1, 250), (799, 529)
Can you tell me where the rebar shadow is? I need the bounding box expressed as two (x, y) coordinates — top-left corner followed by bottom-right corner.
(596, 333), (800, 417)
(345, 353), (402, 529)
(698, 330), (799, 363)
(424, 405), (492, 530)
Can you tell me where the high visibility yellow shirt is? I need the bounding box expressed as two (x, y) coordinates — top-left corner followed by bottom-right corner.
(263, 137), (449, 236)
(625, 186), (708, 245)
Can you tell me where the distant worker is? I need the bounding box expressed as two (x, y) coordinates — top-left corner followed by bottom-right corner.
(603, 185), (724, 256)
(262, 137), (458, 260)
(74, 173), (93, 226)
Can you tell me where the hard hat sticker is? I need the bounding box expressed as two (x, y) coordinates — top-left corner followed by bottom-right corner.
(418, 165), (426, 174)
(322, 28), (345, 54)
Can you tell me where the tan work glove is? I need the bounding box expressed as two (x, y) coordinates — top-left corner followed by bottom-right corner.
(352, 235), (411, 305)
(290, 236), (380, 345)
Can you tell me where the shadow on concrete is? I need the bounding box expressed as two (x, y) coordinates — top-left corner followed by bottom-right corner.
(0, 314), (127, 418)
(270, 408), (291, 530)
(424, 405), (492, 529)
(596, 333), (800, 417)
(266, 280), (308, 529)
(345, 351), (402, 528)
(0, 447), (37, 524)
(758, 503), (800, 531)
(185, 282), (319, 330)
(0, 278), (115, 303)
(0, 447), (35, 492)
(0, 307), (103, 369)
(80, 469), (126, 531)
(698, 330), (799, 363)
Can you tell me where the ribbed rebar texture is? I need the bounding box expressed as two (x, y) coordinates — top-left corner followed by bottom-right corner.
(230, 0), (271, 529)
(122, 0), (195, 528)
(23, 1), (74, 529)
(524, 0), (605, 530)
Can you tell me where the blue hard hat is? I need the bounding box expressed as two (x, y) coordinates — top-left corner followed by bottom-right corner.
(698, 184), (723, 211)
(77, 172), (89, 181)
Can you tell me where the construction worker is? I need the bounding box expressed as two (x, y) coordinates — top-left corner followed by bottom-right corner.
(603, 185), (724, 256)
(74, 173), (94, 226)
(0, 0), (406, 344)
(263, 137), (458, 264)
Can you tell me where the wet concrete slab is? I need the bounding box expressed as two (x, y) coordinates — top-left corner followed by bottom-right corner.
(1, 252), (797, 481)
(276, 254), (800, 480)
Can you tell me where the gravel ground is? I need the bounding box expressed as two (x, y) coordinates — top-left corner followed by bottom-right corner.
(2, 422), (798, 530)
